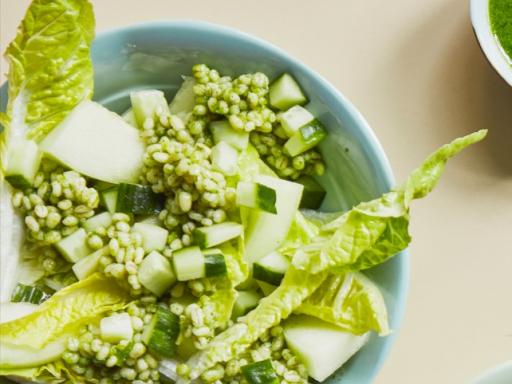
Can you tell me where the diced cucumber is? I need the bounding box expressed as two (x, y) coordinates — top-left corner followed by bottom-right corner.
(116, 183), (165, 216)
(93, 180), (115, 191)
(172, 246), (204, 281)
(269, 73), (307, 111)
(210, 120), (249, 151)
(138, 251), (176, 296)
(231, 290), (262, 320)
(130, 89), (170, 128)
(142, 306), (180, 358)
(122, 108), (137, 127)
(169, 76), (196, 121)
(211, 142), (238, 176)
(284, 121), (327, 157)
(101, 187), (118, 213)
(133, 222), (168, 252)
(11, 283), (51, 305)
(253, 251), (290, 285)
(202, 249), (228, 277)
(279, 105), (315, 137)
(296, 176), (326, 209)
(236, 181), (277, 214)
(0, 302), (38, 324)
(72, 247), (107, 280)
(55, 228), (91, 263)
(4, 139), (42, 190)
(193, 222), (243, 248)
(100, 313), (133, 343)
(43, 271), (77, 292)
(40, 101), (145, 184)
(283, 315), (369, 382)
(83, 212), (113, 232)
(241, 359), (279, 384)
(257, 281), (277, 296)
(244, 175), (303, 263)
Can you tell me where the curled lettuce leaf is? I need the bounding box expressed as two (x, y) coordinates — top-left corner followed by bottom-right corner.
(183, 268), (326, 381)
(0, 274), (129, 370)
(297, 272), (389, 336)
(2, 0), (95, 143)
(292, 130), (487, 273)
(0, 360), (83, 383)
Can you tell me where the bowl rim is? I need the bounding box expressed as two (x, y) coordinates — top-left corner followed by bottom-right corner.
(1, 19), (410, 382)
(471, 360), (512, 383)
(471, 0), (512, 86)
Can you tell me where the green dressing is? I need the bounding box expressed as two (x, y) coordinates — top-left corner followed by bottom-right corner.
(490, 0), (512, 62)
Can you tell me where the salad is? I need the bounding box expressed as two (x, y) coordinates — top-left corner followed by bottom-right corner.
(0, 1), (486, 384)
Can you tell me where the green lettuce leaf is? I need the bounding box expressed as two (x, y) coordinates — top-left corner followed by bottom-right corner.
(2, 0), (95, 143)
(0, 360), (82, 383)
(0, 274), (129, 369)
(292, 130), (487, 273)
(183, 268), (326, 381)
(297, 272), (389, 335)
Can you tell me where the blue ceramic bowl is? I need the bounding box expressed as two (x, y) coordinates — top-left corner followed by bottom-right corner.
(0, 21), (409, 384)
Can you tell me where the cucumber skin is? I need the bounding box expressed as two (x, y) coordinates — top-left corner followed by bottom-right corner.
(241, 359), (279, 384)
(144, 307), (180, 358)
(116, 183), (165, 215)
(256, 184), (277, 214)
(252, 264), (285, 286)
(204, 253), (227, 277)
(11, 284), (51, 305)
(5, 175), (32, 190)
(284, 121), (326, 157)
(296, 176), (326, 209)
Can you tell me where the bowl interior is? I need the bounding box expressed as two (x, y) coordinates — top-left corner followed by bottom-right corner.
(471, 0), (512, 86)
(0, 21), (408, 384)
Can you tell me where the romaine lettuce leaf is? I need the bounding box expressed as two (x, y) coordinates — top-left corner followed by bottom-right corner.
(182, 268), (326, 381)
(1, 360), (82, 383)
(2, 0), (95, 143)
(292, 130), (487, 273)
(297, 272), (389, 335)
(0, 274), (129, 369)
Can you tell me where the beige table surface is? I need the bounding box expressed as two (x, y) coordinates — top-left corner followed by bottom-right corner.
(1, 0), (512, 383)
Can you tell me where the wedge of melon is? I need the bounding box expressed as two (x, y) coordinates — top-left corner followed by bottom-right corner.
(40, 101), (145, 183)
(283, 315), (369, 382)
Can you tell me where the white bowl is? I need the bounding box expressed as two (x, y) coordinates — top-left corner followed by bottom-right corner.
(471, 361), (512, 384)
(471, 0), (512, 86)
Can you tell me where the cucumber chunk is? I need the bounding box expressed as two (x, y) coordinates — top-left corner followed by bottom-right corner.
(55, 228), (91, 263)
(193, 222), (243, 248)
(40, 101), (145, 184)
(138, 251), (176, 296)
(83, 212), (113, 232)
(116, 183), (165, 216)
(283, 315), (369, 382)
(11, 283), (51, 305)
(72, 247), (107, 280)
(284, 121), (327, 156)
(236, 181), (277, 214)
(169, 76), (196, 121)
(4, 139), (42, 190)
(296, 176), (326, 209)
(211, 142), (239, 176)
(142, 306), (180, 358)
(253, 251), (290, 285)
(0, 302), (38, 324)
(202, 249), (228, 277)
(133, 222), (168, 253)
(101, 187), (118, 213)
(100, 313), (133, 343)
(231, 290), (262, 320)
(279, 105), (315, 137)
(172, 246), (204, 281)
(241, 359), (279, 384)
(269, 74), (307, 111)
(210, 120), (249, 151)
(130, 89), (170, 128)
(244, 175), (303, 263)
